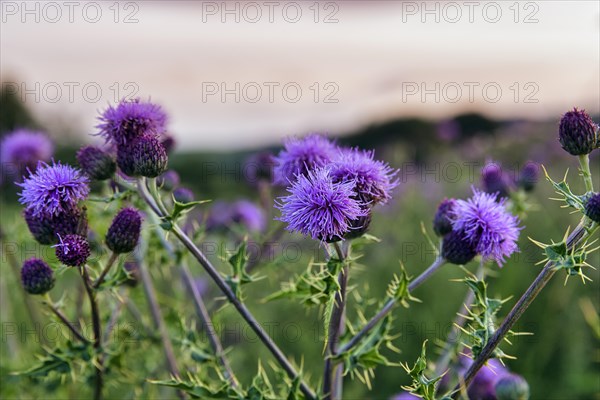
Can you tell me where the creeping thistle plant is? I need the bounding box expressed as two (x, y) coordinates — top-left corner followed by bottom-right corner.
(4, 101), (598, 400)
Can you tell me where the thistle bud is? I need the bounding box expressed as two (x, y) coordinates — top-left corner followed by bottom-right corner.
(433, 198), (456, 237)
(559, 108), (598, 156)
(24, 206), (88, 245)
(157, 170), (180, 191)
(76, 146), (116, 181)
(173, 187), (195, 203)
(54, 234), (91, 267)
(21, 258), (55, 295)
(442, 229), (477, 265)
(584, 192), (600, 223)
(494, 374), (530, 400)
(482, 163), (511, 198)
(344, 212), (372, 239)
(106, 207), (142, 254)
(517, 161), (539, 192)
(132, 134), (168, 177)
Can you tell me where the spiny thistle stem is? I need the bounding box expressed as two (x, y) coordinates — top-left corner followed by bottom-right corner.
(135, 250), (184, 400)
(93, 252), (119, 288)
(433, 262), (486, 379)
(42, 294), (90, 344)
(80, 265), (103, 400)
(146, 208), (239, 388)
(322, 242), (348, 400)
(450, 222), (595, 398)
(337, 255), (446, 355)
(578, 154), (594, 193)
(139, 178), (316, 399)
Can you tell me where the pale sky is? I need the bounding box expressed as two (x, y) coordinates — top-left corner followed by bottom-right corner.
(1, 1), (599, 149)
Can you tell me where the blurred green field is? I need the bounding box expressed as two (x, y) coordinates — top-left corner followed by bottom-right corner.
(1, 116), (599, 400)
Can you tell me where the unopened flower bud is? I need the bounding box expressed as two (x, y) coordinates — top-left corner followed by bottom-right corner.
(106, 208), (142, 254)
(76, 146), (116, 181)
(559, 108), (598, 156)
(442, 230), (477, 265)
(54, 234), (91, 267)
(21, 258), (55, 295)
(494, 374), (530, 400)
(433, 198), (456, 237)
(584, 192), (600, 223)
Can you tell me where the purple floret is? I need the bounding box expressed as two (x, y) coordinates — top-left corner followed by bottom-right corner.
(97, 98), (167, 146)
(451, 188), (522, 267)
(273, 134), (337, 185)
(330, 147), (398, 205)
(0, 129), (54, 171)
(276, 167), (366, 242)
(18, 161), (89, 217)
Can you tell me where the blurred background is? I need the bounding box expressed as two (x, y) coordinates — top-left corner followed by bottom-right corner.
(1, 1), (599, 399)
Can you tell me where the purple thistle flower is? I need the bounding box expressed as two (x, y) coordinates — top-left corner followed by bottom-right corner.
(18, 161), (89, 217)
(330, 147), (398, 205)
(76, 146), (116, 181)
(517, 161), (539, 193)
(433, 198), (457, 237)
(0, 129), (54, 174)
(24, 205), (88, 245)
(584, 192), (600, 223)
(231, 200), (266, 233)
(276, 168), (366, 242)
(21, 258), (55, 295)
(244, 151), (275, 186)
(97, 98), (167, 146)
(481, 162), (512, 199)
(53, 234), (91, 267)
(106, 207), (142, 254)
(173, 187), (195, 203)
(273, 134), (337, 185)
(558, 108), (598, 156)
(451, 189), (522, 267)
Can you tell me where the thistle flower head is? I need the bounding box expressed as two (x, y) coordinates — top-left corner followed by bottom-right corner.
(517, 161), (539, 192)
(24, 206), (88, 245)
(106, 207), (142, 254)
(76, 146), (116, 181)
(584, 192), (600, 223)
(0, 129), (54, 172)
(494, 374), (530, 400)
(173, 187), (195, 203)
(558, 108), (598, 156)
(433, 198), (457, 237)
(451, 189), (522, 267)
(273, 134), (337, 185)
(21, 258), (55, 295)
(117, 134), (168, 177)
(481, 162), (512, 198)
(330, 147), (398, 205)
(53, 234), (91, 267)
(276, 168), (366, 242)
(231, 200), (266, 233)
(18, 161), (89, 217)
(97, 99), (167, 146)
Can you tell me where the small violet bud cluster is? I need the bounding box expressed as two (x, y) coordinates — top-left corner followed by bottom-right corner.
(481, 161), (540, 198)
(96, 98), (169, 178)
(275, 134), (398, 242)
(106, 207), (143, 254)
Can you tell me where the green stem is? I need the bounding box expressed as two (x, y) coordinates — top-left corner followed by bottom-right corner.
(337, 255), (446, 355)
(450, 221), (597, 398)
(42, 294), (90, 344)
(93, 252), (119, 288)
(578, 154), (594, 193)
(80, 265), (103, 400)
(137, 179), (315, 399)
(322, 242), (348, 400)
